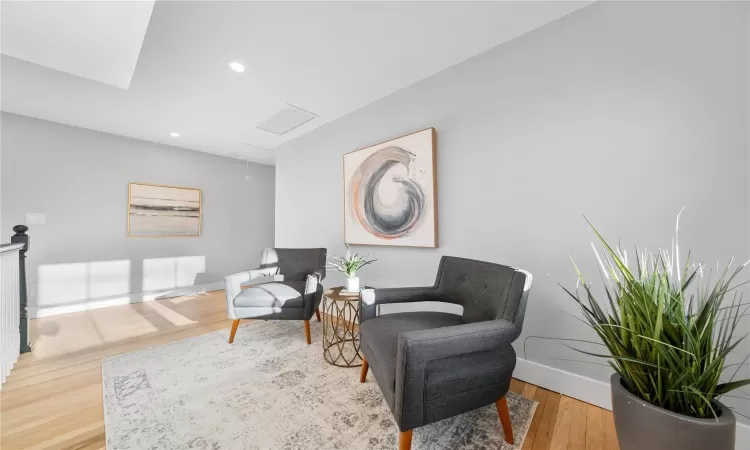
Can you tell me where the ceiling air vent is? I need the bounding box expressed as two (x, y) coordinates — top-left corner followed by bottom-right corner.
(240, 143), (275, 153)
(256, 104), (317, 135)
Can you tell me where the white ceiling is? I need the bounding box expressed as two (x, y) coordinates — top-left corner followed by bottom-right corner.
(1, 1), (592, 166)
(1, 0), (154, 89)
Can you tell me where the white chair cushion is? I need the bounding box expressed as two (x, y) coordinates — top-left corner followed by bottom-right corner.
(233, 281), (305, 309)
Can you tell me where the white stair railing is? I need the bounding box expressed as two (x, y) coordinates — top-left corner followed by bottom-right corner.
(0, 243), (23, 388)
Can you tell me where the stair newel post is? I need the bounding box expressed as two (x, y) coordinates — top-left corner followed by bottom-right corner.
(11, 225), (31, 353)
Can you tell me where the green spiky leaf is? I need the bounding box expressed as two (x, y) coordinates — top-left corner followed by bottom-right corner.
(557, 212), (750, 419)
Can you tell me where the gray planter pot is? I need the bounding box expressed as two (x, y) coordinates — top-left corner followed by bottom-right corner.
(611, 374), (735, 450)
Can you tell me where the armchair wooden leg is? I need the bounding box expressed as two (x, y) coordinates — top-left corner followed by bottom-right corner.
(228, 319), (240, 344)
(315, 309), (321, 321)
(496, 396), (514, 445)
(359, 358), (369, 383)
(304, 320), (311, 345)
(399, 430), (413, 450)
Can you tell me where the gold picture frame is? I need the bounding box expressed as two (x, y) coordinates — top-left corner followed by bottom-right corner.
(127, 182), (202, 238)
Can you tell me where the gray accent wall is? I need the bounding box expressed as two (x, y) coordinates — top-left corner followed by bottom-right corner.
(275, 0), (749, 408)
(1, 113), (275, 316)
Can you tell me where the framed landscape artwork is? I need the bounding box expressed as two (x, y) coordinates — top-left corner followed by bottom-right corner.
(343, 128), (438, 248)
(128, 183), (202, 238)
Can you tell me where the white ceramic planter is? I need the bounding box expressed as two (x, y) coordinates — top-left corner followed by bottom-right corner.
(345, 277), (360, 292)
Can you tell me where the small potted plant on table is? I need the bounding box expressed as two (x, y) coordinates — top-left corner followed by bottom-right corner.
(559, 211), (749, 450)
(327, 251), (376, 292)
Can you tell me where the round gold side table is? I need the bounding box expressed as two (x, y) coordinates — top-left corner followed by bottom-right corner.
(321, 287), (367, 367)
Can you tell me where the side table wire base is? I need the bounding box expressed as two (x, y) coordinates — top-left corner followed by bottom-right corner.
(322, 288), (363, 367)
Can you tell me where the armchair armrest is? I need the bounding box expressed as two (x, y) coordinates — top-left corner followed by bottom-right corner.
(225, 268), (283, 319)
(241, 274), (284, 287)
(241, 267), (282, 286)
(304, 271), (324, 317)
(359, 287), (441, 322)
(225, 272), (251, 319)
(305, 271), (323, 295)
(393, 319), (520, 430)
(399, 319), (519, 363)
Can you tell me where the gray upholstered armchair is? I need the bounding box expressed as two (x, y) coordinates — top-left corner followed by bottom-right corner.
(358, 256), (532, 450)
(225, 248), (327, 345)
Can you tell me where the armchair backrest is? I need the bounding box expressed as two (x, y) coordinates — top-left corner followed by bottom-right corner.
(259, 248), (327, 282)
(433, 256), (532, 325)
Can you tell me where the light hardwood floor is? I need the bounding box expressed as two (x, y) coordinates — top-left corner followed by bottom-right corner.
(0, 290), (619, 450)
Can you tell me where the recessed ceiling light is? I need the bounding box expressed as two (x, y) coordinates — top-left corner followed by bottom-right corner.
(229, 62), (245, 73)
(170, 132), (180, 137)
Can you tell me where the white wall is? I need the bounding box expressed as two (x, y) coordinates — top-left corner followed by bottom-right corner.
(1, 113), (275, 317)
(275, 0), (750, 421)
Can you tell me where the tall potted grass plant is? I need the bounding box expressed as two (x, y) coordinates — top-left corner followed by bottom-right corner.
(560, 211), (749, 450)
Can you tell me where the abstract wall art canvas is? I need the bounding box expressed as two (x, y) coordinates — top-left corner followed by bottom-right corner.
(343, 128), (437, 247)
(128, 183), (202, 238)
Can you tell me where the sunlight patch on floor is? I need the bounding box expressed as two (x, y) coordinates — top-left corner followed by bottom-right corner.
(30, 306), (161, 359)
(144, 300), (196, 327)
(167, 296), (197, 305)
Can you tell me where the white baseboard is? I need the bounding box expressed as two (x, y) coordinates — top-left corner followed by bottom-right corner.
(515, 357), (750, 448)
(28, 282), (225, 318)
(739, 423), (750, 449)
(514, 357), (612, 409)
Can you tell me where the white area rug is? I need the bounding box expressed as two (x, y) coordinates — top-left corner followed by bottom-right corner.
(103, 321), (537, 450)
